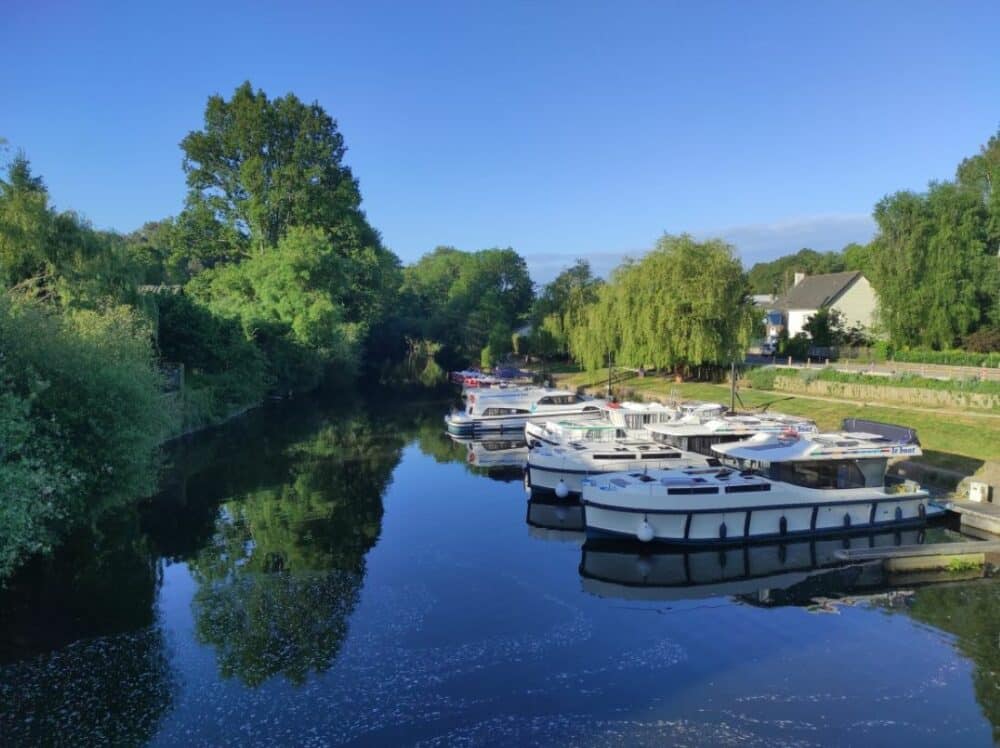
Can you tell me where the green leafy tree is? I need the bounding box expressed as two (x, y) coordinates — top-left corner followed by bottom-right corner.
(180, 81), (361, 254)
(869, 182), (991, 348)
(746, 248), (846, 295)
(0, 154), (50, 285)
(531, 259), (602, 355)
(569, 235), (755, 375)
(400, 245), (533, 360)
(188, 226), (361, 390)
(801, 306), (845, 347)
(178, 82), (401, 342)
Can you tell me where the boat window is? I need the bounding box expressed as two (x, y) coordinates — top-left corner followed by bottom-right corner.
(687, 434), (744, 455)
(668, 486), (719, 495)
(482, 407), (530, 416)
(769, 460), (867, 489)
(642, 452), (680, 459)
(537, 395), (579, 406)
(724, 483), (771, 493)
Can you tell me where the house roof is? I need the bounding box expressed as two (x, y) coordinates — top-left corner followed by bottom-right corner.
(774, 271), (862, 310)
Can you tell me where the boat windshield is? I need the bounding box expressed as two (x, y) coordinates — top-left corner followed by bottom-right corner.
(768, 459), (873, 490)
(536, 394), (584, 405)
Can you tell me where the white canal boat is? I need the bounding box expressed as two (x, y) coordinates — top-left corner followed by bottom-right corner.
(525, 411), (817, 500)
(581, 422), (940, 545)
(525, 400), (724, 446)
(525, 439), (714, 500)
(645, 413), (818, 456)
(445, 387), (605, 437)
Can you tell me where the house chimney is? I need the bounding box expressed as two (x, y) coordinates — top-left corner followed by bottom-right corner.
(793, 271), (806, 286)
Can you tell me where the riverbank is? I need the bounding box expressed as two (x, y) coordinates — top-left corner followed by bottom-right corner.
(553, 368), (1000, 479)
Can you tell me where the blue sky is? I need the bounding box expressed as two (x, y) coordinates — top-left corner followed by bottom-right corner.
(3, 1), (998, 282)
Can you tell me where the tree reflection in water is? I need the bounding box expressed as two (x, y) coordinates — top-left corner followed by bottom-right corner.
(189, 414), (405, 687)
(905, 578), (1000, 742)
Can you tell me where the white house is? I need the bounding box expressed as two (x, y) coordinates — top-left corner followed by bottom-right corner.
(770, 271), (878, 339)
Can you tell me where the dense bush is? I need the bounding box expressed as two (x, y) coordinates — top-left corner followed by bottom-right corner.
(891, 348), (1000, 368)
(0, 294), (172, 580)
(964, 327), (1000, 354)
(187, 227), (362, 393)
(154, 291), (269, 428)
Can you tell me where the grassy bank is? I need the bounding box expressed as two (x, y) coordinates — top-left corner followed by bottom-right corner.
(554, 368), (1000, 474)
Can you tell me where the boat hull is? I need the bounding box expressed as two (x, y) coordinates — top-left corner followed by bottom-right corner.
(582, 491), (942, 545)
(446, 409), (601, 437)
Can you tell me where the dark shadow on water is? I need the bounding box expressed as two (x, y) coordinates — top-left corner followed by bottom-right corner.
(0, 386), (453, 742)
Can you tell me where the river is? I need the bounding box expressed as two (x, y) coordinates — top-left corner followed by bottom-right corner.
(0, 388), (997, 746)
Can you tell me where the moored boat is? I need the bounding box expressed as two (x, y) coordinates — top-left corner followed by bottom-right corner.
(581, 421), (941, 545)
(645, 413), (818, 456)
(525, 410), (818, 501)
(445, 387), (605, 436)
(525, 439), (714, 500)
(525, 400), (724, 446)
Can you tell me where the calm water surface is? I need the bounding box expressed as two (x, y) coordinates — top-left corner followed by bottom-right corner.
(1, 390), (997, 746)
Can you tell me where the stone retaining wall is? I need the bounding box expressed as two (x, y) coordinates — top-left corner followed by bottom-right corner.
(770, 376), (1000, 411)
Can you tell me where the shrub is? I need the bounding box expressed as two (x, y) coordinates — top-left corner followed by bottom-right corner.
(0, 294), (172, 580)
(745, 366), (777, 390)
(964, 327), (1000, 354)
(892, 348), (1000, 367)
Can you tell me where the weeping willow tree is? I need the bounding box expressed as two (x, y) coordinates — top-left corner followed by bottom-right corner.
(569, 234), (755, 376)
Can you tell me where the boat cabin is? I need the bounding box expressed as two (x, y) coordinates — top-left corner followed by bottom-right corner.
(646, 415), (817, 457)
(712, 430), (922, 490)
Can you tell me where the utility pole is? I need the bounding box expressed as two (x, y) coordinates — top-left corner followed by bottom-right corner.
(606, 351), (613, 400)
(730, 360), (737, 412)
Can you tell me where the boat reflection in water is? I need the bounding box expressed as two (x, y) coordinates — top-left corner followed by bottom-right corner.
(526, 496), (585, 542)
(579, 526), (954, 602)
(448, 435), (528, 477)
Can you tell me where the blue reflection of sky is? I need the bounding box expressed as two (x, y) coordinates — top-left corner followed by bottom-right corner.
(142, 443), (995, 746)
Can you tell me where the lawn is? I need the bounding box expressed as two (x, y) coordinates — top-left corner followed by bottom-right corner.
(554, 368), (1000, 473)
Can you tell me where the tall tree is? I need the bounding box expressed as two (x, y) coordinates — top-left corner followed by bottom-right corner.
(0, 154), (52, 285)
(180, 81), (362, 255)
(400, 246), (533, 358)
(531, 259), (602, 355)
(746, 248), (846, 295)
(570, 234), (754, 373)
(869, 183), (991, 348)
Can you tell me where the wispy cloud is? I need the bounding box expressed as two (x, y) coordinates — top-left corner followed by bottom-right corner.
(702, 214), (877, 266)
(525, 213), (876, 284)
